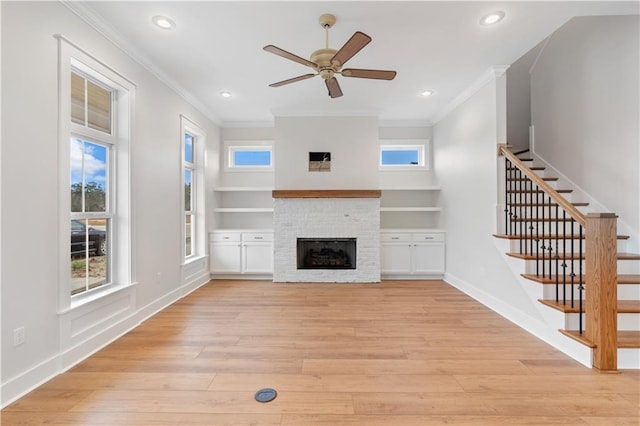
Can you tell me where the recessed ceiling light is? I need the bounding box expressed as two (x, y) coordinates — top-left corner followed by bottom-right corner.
(219, 91), (233, 99)
(419, 90), (434, 97)
(480, 11), (505, 26)
(152, 15), (175, 30)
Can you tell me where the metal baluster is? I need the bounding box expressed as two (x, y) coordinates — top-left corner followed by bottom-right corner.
(570, 219), (575, 309)
(519, 168), (523, 253)
(562, 210), (567, 306)
(548, 195), (553, 281)
(536, 185), (541, 277)
(504, 160), (509, 235)
(555, 204), (559, 303)
(578, 224), (584, 334)
(540, 189), (545, 278)
(529, 177), (534, 255)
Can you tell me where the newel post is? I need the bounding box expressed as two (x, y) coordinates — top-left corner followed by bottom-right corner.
(585, 213), (618, 371)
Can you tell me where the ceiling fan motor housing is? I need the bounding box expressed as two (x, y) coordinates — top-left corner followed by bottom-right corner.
(310, 48), (340, 79)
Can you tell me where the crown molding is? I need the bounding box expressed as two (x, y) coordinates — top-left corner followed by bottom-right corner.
(431, 65), (510, 125)
(61, 1), (222, 126)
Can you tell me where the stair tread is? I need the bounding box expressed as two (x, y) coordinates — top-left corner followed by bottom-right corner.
(521, 273), (640, 285)
(493, 233), (629, 240)
(539, 299), (640, 313)
(559, 330), (640, 348)
(507, 252), (640, 261)
(513, 148), (530, 155)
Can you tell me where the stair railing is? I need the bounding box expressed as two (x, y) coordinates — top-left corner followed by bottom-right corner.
(498, 145), (618, 370)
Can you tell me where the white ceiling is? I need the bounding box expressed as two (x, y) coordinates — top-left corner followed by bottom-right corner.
(69, 1), (638, 126)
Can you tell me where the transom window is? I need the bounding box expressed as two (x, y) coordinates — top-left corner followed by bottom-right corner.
(226, 143), (273, 170)
(380, 142), (429, 170)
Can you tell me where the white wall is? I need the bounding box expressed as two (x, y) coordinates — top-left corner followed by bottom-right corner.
(506, 41), (545, 151)
(433, 75), (543, 323)
(531, 15), (639, 240)
(1, 2), (220, 405)
(274, 116), (379, 189)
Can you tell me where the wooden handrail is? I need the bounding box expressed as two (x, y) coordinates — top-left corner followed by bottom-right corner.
(498, 145), (586, 226)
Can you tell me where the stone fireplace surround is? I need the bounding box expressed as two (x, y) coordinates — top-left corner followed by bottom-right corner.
(273, 190), (381, 283)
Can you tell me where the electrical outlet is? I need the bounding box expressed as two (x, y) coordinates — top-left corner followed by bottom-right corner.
(13, 326), (25, 346)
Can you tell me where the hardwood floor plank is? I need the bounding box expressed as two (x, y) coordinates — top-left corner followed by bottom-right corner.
(2, 279), (637, 425)
(208, 373), (464, 393)
(68, 390), (354, 415)
(282, 414), (590, 425)
(352, 392), (638, 416)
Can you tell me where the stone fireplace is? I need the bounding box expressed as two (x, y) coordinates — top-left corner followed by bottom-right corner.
(273, 190), (381, 283)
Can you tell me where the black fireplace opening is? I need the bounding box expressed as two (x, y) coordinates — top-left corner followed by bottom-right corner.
(297, 238), (356, 270)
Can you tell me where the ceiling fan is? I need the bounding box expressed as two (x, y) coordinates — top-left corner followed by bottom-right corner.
(263, 14), (397, 98)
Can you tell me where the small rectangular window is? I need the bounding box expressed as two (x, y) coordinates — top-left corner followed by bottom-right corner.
(227, 146), (272, 169)
(380, 143), (428, 169)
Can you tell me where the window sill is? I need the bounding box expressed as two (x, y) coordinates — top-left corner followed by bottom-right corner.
(182, 254), (207, 267)
(59, 281), (138, 316)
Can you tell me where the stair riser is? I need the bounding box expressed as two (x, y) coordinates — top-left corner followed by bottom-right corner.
(563, 313), (639, 331)
(541, 283), (640, 300)
(505, 192), (574, 204)
(523, 259), (639, 275)
(506, 206), (581, 219)
(509, 239), (628, 254)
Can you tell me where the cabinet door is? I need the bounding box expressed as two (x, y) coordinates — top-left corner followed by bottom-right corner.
(381, 243), (412, 274)
(210, 242), (242, 273)
(243, 243), (273, 273)
(412, 242), (445, 274)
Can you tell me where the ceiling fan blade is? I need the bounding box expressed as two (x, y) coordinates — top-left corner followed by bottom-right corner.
(263, 45), (316, 69)
(341, 69), (397, 80)
(269, 73), (317, 87)
(330, 31), (372, 67)
(325, 77), (343, 98)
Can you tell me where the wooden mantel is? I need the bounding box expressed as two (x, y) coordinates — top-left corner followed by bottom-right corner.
(272, 189), (381, 199)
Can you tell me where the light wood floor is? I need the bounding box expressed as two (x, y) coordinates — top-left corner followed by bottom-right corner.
(3, 280), (639, 425)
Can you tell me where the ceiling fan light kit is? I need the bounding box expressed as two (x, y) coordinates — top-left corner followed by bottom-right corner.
(264, 13), (397, 98)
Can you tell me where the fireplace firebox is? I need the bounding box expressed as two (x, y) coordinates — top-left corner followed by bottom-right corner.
(297, 238), (356, 270)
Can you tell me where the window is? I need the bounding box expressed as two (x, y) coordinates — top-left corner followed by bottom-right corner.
(226, 142), (273, 170)
(380, 142), (429, 170)
(181, 116), (206, 261)
(58, 35), (134, 304)
(70, 137), (111, 295)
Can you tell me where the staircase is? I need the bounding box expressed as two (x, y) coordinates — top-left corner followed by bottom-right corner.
(495, 146), (640, 370)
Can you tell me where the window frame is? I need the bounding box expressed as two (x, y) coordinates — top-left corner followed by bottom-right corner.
(224, 141), (273, 171)
(379, 140), (430, 171)
(57, 35), (135, 310)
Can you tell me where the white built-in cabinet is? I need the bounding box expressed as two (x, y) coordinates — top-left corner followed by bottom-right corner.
(209, 230), (273, 275)
(380, 230), (445, 276)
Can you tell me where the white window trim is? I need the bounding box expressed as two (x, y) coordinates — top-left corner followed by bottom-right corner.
(379, 140), (430, 171)
(57, 35), (136, 312)
(181, 116), (206, 263)
(224, 140), (273, 172)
